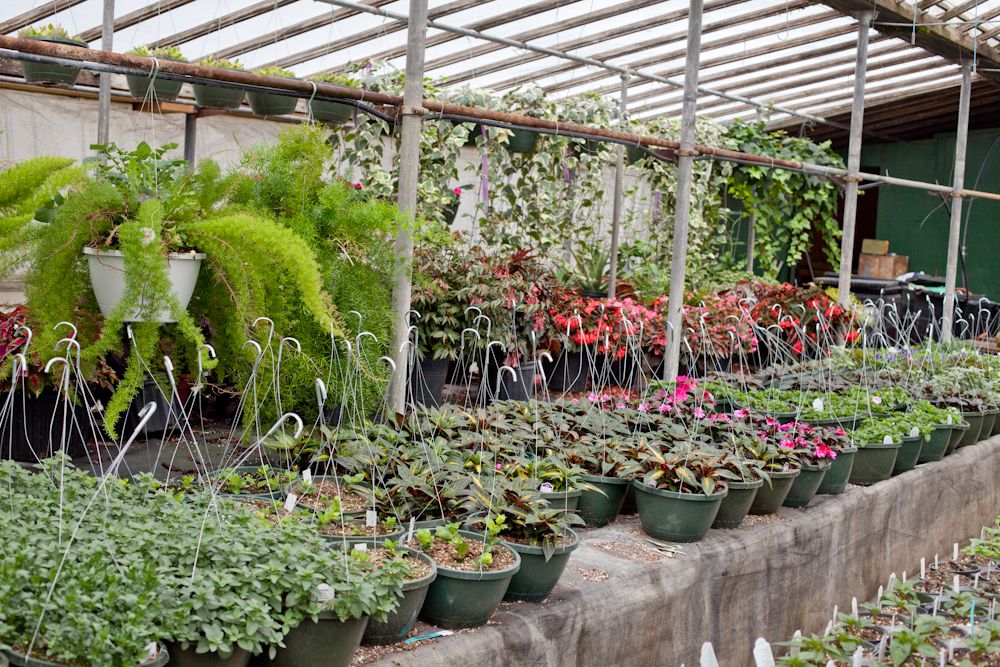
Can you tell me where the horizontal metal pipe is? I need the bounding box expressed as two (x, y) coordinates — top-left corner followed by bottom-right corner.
(1, 36), (999, 202)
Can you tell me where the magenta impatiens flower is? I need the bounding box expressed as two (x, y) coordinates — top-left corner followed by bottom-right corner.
(637, 403), (649, 412)
(813, 444), (837, 460)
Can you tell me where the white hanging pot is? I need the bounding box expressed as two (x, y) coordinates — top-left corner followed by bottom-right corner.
(83, 247), (206, 323)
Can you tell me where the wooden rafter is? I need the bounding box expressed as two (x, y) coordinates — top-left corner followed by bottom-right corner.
(0, 0), (89, 36)
(149, 0), (298, 48)
(78, 0), (196, 44)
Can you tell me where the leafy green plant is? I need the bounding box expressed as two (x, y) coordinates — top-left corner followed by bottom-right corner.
(127, 45), (187, 61)
(200, 56), (243, 70)
(253, 65), (294, 78)
(18, 24), (75, 40)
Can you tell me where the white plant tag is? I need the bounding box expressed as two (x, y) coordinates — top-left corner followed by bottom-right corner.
(406, 517), (416, 543)
(921, 557), (926, 579)
(910, 427), (920, 438)
(947, 415), (954, 425)
(872, 395), (883, 406)
(284, 493), (298, 513)
(882, 435), (894, 445)
(954, 543), (960, 560)
(354, 543), (368, 552)
(852, 646), (864, 667)
(144, 643), (158, 662)
(366, 510), (377, 527)
(303, 469), (312, 485)
(852, 597), (858, 616)
(700, 642), (719, 667)
(954, 575), (961, 593)
(314, 583), (335, 603)
(812, 398), (825, 412)
(752, 638), (775, 667)
(790, 630), (802, 654)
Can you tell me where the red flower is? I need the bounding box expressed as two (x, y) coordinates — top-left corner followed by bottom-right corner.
(792, 340), (803, 355)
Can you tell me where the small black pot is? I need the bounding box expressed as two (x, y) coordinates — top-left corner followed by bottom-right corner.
(1, 389), (90, 461)
(409, 356), (450, 407)
(543, 349), (589, 393)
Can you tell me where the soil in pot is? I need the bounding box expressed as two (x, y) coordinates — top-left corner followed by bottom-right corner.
(848, 442), (899, 486)
(247, 91), (298, 116)
(502, 528), (579, 602)
(166, 644), (249, 667)
(192, 83), (245, 109)
(917, 426), (952, 464)
(782, 463), (829, 508)
(891, 435), (923, 475)
(749, 469), (799, 515)
(265, 615), (367, 667)
(817, 446), (856, 494)
(543, 349), (589, 393)
(362, 550), (437, 646)
(409, 356), (450, 407)
(577, 475), (629, 527)
(712, 478), (762, 529)
(287, 477), (368, 515)
(317, 520), (404, 548)
(541, 488), (581, 512)
(632, 480), (727, 542)
(959, 411), (986, 447)
(20, 36), (88, 86)
(413, 530), (521, 629)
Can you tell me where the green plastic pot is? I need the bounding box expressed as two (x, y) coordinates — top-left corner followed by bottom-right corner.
(192, 83), (245, 109)
(946, 421), (970, 455)
(502, 528), (579, 602)
(993, 411), (1000, 437)
(632, 480), (727, 542)
(126, 58), (185, 101)
(625, 144), (644, 165)
(803, 415), (864, 431)
(982, 409), (998, 439)
(362, 549), (437, 645)
(320, 528), (404, 549)
(959, 411), (986, 446)
(541, 488), (581, 512)
(749, 469), (799, 515)
(418, 530), (520, 629)
(576, 475), (628, 527)
(892, 435), (923, 475)
(817, 446), (857, 494)
(849, 442), (900, 485)
(267, 614), (367, 667)
(712, 478), (762, 529)
(166, 644), (248, 667)
(783, 463), (829, 508)
(917, 426), (952, 463)
(4, 646), (168, 667)
(310, 99), (355, 124)
(20, 36), (89, 86)
(247, 91), (299, 116)
(505, 129), (538, 153)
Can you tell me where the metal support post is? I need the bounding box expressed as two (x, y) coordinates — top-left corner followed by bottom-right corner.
(942, 62), (973, 342)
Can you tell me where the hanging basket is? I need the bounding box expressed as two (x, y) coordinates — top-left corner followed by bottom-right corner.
(310, 99), (355, 124)
(83, 247), (205, 323)
(126, 57), (185, 102)
(20, 36), (89, 87)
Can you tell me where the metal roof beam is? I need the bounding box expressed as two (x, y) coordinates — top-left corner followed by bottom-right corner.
(0, 1), (89, 36)
(819, 0), (1000, 81)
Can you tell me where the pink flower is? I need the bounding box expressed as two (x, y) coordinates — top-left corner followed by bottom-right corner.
(637, 403), (649, 412)
(734, 408), (749, 418)
(834, 428), (846, 436)
(693, 407), (706, 419)
(616, 402), (626, 409)
(453, 187), (462, 196)
(779, 438), (794, 449)
(813, 444), (837, 460)
(588, 392), (599, 402)
(353, 182), (363, 190)
(657, 403), (670, 413)
(495, 463), (502, 470)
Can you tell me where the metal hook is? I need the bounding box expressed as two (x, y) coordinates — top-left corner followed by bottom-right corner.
(252, 317), (275, 349)
(54, 321), (77, 339)
(260, 412), (305, 443)
(494, 365), (517, 398)
(377, 356), (396, 372)
(13, 325), (32, 358)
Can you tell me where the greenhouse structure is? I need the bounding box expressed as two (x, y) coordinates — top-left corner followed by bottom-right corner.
(1, 0), (1000, 665)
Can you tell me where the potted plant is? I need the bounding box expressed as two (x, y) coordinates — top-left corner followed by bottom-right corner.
(210, 465), (295, 500)
(17, 24), (88, 86)
(286, 474), (367, 516)
(125, 45), (187, 102)
(565, 432), (637, 527)
(307, 73), (359, 124)
(732, 418), (801, 515)
(813, 426), (856, 495)
(443, 186), (462, 225)
(707, 435), (767, 529)
(507, 454), (589, 512)
(632, 444), (729, 542)
(780, 423), (835, 508)
(498, 87), (550, 153)
(192, 56), (246, 109)
(911, 401), (963, 463)
(360, 540), (437, 646)
(411, 520), (520, 629)
(848, 420), (902, 486)
(247, 66), (299, 116)
(920, 366), (990, 446)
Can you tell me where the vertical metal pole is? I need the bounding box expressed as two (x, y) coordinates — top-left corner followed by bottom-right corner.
(96, 0), (114, 145)
(607, 74), (628, 299)
(664, 0), (704, 381)
(745, 213), (756, 273)
(389, 0), (429, 415)
(942, 62), (973, 343)
(836, 13), (871, 309)
(183, 113), (197, 163)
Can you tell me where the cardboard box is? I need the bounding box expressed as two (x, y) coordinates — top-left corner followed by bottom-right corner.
(858, 253), (908, 279)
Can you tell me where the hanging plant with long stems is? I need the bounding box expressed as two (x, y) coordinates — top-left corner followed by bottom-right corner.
(725, 119), (844, 280)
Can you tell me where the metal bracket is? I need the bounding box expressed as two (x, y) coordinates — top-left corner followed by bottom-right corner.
(675, 148), (699, 158)
(399, 105), (427, 117)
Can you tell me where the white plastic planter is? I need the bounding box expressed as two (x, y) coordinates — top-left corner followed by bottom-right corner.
(83, 247), (206, 323)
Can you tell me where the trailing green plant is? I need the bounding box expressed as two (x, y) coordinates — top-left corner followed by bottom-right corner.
(200, 56), (243, 70)
(253, 65), (294, 78)
(126, 45), (187, 61)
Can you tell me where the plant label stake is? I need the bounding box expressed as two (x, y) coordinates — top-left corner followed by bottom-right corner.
(284, 493), (298, 513)
(851, 597), (858, 616)
(954, 543), (960, 560)
(831, 605), (838, 621)
(366, 510), (377, 527)
(145, 643), (158, 661)
(700, 642), (719, 667)
(812, 398), (824, 412)
(752, 638), (775, 667)
(954, 575), (961, 593)
(877, 585), (883, 601)
(790, 630), (801, 654)
(314, 583), (335, 603)
(407, 517), (416, 543)
(909, 427), (920, 438)
(852, 646), (864, 667)
(303, 469), (312, 485)
(882, 435), (894, 445)
(876, 636), (887, 662)
(921, 558), (926, 579)
(354, 543), (368, 552)
(939, 649), (946, 667)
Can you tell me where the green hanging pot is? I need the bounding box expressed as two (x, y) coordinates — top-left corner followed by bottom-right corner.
(817, 446), (857, 494)
(982, 408), (998, 439)
(192, 83), (245, 109)
(126, 57), (185, 102)
(632, 480), (727, 542)
(165, 643), (249, 667)
(749, 469), (799, 515)
(3, 646), (169, 667)
(712, 478), (762, 529)
(310, 99), (355, 124)
(505, 129), (538, 153)
(782, 463), (829, 508)
(946, 421), (970, 455)
(20, 36), (89, 87)
(266, 614), (368, 667)
(849, 442), (899, 486)
(802, 415), (865, 431)
(625, 144), (644, 165)
(362, 550), (438, 646)
(541, 488), (581, 512)
(502, 528), (579, 602)
(992, 410), (1000, 437)
(576, 475), (629, 527)
(418, 531), (520, 629)
(917, 426), (952, 464)
(247, 91), (299, 116)
(959, 411), (986, 447)
(891, 435), (923, 475)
